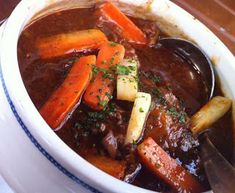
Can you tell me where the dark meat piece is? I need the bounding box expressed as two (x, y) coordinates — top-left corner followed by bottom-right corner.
(131, 17), (160, 45)
(121, 143), (141, 182)
(102, 130), (118, 158)
(95, 14), (138, 58)
(133, 167), (170, 192)
(145, 104), (200, 156)
(124, 163), (142, 183)
(139, 70), (204, 180)
(139, 70), (184, 111)
(145, 98), (203, 180)
(91, 122), (107, 135)
(137, 45), (209, 115)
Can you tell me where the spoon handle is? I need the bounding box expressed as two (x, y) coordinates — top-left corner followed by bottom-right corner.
(200, 134), (235, 193)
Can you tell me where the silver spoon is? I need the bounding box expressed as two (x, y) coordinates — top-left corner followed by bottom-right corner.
(159, 38), (235, 193)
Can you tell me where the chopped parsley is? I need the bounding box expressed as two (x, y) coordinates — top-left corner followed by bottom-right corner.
(74, 122), (82, 129)
(73, 104), (117, 142)
(139, 107), (144, 113)
(127, 58), (136, 63)
(109, 42), (118, 47)
(116, 65), (136, 76)
(105, 92), (113, 100)
(98, 100), (108, 108)
(167, 107), (187, 124)
(87, 103), (116, 122)
(132, 140), (138, 145)
(91, 65), (114, 80)
(151, 75), (161, 84)
(141, 71), (161, 84)
(109, 51), (120, 66)
(101, 60), (107, 65)
(167, 107), (179, 116)
(152, 89), (162, 98)
(179, 114), (187, 124)
(116, 65), (130, 75)
(152, 89), (166, 104)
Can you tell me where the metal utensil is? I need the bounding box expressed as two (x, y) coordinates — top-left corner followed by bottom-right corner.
(159, 37), (215, 100)
(159, 38), (235, 193)
(200, 133), (235, 193)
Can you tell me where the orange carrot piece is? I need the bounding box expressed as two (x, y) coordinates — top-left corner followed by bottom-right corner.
(36, 29), (108, 59)
(99, 2), (147, 44)
(138, 137), (204, 193)
(84, 73), (114, 110)
(86, 154), (126, 180)
(84, 42), (125, 110)
(40, 55), (96, 129)
(96, 42), (125, 69)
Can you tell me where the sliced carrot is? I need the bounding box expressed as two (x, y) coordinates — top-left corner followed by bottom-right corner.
(84, 42), (125, 110)
(99, 2), (147, 44)
(137, 137), (204, 193)
(96, 42), (125, 69)
(40, 55), (95, 129)
(36, 29), (108, 59)
(85, 154), (126, 180)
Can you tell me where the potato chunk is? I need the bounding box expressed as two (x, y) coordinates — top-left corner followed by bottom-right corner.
(117, 59), (138, 102)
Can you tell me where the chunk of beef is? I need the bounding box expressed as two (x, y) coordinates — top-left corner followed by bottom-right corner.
(102, 130), (118, 159)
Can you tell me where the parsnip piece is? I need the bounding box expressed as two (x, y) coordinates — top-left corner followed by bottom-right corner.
(191, 96), (232, 135)
(125, 92), (151, 144)
(117, 59), (138, 102)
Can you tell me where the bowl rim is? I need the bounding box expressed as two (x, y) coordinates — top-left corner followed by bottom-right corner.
(0, 0), (234, 193)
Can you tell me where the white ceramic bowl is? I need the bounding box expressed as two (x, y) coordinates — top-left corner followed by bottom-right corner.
(0, 0), (234, 193)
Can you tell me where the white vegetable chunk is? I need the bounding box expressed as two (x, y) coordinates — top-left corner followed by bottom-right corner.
(190, 96), (232, 135)
(117, 59), (138, 102)
(125, 92), (151, 144)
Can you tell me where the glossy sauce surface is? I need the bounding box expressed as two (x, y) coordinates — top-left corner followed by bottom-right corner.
(18, 7), (233, 192)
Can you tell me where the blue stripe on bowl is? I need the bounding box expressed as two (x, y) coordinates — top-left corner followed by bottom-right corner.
(0, 62), (102, 193)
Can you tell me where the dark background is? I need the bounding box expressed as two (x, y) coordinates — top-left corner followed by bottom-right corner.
(0, 0), (234, 54)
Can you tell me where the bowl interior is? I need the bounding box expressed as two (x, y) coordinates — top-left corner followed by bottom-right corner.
(1, 0), (234, 193)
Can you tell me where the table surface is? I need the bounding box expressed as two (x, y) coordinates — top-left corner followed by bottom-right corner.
(0, 0), (234, 192)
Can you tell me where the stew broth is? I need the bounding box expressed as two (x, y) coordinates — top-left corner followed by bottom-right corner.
(18, 5), (233, 193)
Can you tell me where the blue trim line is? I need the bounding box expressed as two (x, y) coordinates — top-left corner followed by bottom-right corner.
(0, 65), (102, 193)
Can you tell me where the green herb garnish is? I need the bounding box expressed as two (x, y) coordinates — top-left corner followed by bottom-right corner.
(75, 122), (82, 129)
(167, 107), (187, 124)
(132, 140), (138, 145)
(98, 100), (108, 108)
(91, 65), (114, 80)
(141, 71), (161, 84)
(116, 65), (135, 75)
(179, 113), (187, 123)
(139, 107), (144, 113)
(105, 92), (113, 100)
(109, 42), (118, 47)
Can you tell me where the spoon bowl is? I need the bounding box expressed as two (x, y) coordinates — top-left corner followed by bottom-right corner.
(159, 37), (215, 100)
(159, 37), (235, 193)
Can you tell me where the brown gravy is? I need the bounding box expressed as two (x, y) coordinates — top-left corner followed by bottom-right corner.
(17, 6), (233, 193)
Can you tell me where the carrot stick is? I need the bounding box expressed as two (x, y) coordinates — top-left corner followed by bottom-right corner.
(85, 154), (126, 180)
(36, 29), (108, 59)
(84, 42), (125, 110)
(99, 2), (147, 44)
(40, 55), (96, 129)
(137, 137), (204, 193)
